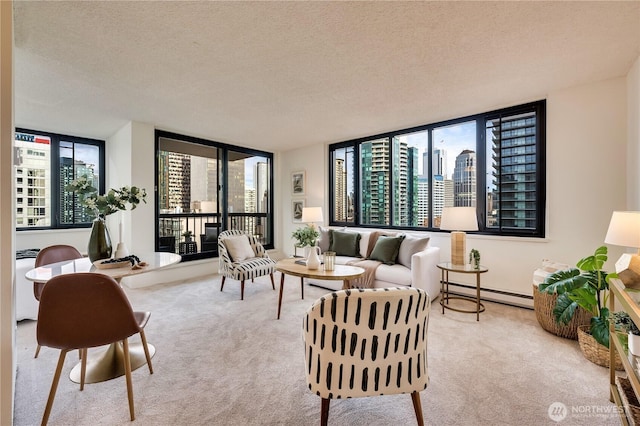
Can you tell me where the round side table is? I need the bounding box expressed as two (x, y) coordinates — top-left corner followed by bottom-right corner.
(437, 262), (488, 321)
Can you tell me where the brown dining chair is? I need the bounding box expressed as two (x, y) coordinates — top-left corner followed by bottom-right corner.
(37, 272), (153, 425)
(33, 245), (83, 358)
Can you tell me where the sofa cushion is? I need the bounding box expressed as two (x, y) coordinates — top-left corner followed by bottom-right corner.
(318, 226), (331, 252)
(397, 235), (430, 269)
(358, 231), (371, 258)
(372, 231), (400, 257)
(367, 235), (405, 265)
(224, 235), (255, 262)
(376, 264), (412, 286)
(329, 230), (361, 257)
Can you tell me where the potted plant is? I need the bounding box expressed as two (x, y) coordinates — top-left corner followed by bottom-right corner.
(182, 231), (193, 242)
(469, 249), (480, 269)
(291, 225), (319, 249)
(292, 225), (321, 268)
(612, 311), (640, 356)
(539, 246), (621, 368)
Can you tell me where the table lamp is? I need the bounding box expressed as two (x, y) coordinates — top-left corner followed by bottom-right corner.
(440, 207), (478, 266)
(301, 207), (323, 230)
(604, 211), (640, 288)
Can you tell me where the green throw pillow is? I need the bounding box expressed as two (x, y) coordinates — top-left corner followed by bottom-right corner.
(329, 230), (361, 257)
(367, 235), (405, 265)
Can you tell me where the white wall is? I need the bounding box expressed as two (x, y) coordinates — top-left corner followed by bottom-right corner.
(628, 56), (640, 209)
(279, 75), (632, 299)
(0, 2), (14, 424)
(280, 143), (326, 256)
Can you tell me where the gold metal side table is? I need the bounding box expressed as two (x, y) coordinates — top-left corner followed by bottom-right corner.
(437, 262), (488, 321)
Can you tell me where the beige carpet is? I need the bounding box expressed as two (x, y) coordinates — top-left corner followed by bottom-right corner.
(14, 275), (620, 425)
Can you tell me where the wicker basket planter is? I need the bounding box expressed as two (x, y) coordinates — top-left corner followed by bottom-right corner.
(577, 325), (623, 370)
(616, 375), (640, 425)
(532, 283), (592, 340)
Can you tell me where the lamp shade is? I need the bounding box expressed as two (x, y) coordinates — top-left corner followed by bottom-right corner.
(440, 207), (478, 231)
(301, 207), (323, 224)
(604, 211), (640, 248)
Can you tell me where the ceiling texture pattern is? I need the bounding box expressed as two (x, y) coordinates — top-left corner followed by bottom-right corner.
(13, 1), (640, 152)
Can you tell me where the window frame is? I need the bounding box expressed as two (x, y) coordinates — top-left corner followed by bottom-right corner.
(15, 128), (106, 230)
(328, 100), (546, 237)
(154, 130), (275, 261)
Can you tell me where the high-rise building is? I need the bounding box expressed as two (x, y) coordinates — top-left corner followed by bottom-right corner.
(406, 146), (419, 226)
(416, 175), (429, 226)
(488, 112), (538, 230)
(14, 133), (51, 227)
(254, 161), (268, 213)
(392, 137), (410, 226)
(453, 149), (476, 207)
(360, 138), (390, 225)
(432, 148), (448, 178)
(334, 158), (347, 221)
(158, 151), (191, 212)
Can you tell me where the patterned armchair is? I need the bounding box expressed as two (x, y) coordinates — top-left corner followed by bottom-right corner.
(303, 287), (431, 426)
(218, 230), (276, 300)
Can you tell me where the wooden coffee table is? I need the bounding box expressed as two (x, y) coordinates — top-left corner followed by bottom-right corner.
(275, 258), (365, 319)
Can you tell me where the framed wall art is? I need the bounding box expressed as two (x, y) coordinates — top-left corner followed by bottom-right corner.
(292, 199), (305, 223)
(292, 170), (305, 196)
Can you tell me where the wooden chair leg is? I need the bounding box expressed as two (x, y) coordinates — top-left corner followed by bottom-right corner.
(220, 276), (226, 292)
(41, 349), (68, 426)
(80, 348), (87, 391)
(139, 329), (154, 374)
(34, 344), (41, 358)
(270, 273), (275, 290)
(321, 398), (330, 426)
(123, 339), (135, 421)
(411, 391), (424, 426)
(241, 280), (245, 300)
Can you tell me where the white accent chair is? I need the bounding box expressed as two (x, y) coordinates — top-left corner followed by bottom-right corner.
(218, 230), (276, 300)
(303, 287), (430, 426)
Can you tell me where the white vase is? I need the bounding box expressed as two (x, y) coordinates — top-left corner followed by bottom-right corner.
(629, 332), (640, 356)
(307, 246), (321, 270)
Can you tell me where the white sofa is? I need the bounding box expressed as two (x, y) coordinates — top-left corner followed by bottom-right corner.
(305, 228), (441, 301)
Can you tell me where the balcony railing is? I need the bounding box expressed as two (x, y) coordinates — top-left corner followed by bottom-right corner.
(157, 212), (270, 258)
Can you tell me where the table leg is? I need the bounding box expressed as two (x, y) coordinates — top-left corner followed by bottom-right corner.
(440, 269), (444, 314)
(69, 341), (155, 384)
(300, 277), (304, 300)
(277, 272), (285, 320)
(476, 272), (481, 322)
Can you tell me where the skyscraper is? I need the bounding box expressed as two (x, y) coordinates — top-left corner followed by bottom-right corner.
(14, 133), (51, 227)
(453, 149), (476, 207)
(334, 158), (347, 221)
(487, 112), (538, 230)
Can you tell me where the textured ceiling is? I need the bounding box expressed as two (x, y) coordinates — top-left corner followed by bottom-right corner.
(12, 1), (640, 152)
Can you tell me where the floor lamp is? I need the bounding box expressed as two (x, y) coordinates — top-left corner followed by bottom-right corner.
(440, 207), (478, 266)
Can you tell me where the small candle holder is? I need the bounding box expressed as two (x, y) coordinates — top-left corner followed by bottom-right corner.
(324, 251), (336, 271)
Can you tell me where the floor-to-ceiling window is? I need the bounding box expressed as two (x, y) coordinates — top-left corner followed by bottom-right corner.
(156, 131), (273, 261)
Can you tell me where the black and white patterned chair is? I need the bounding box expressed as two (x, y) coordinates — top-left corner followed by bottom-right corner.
(218, 230), (276, 300)
(303, 287), (430, 426)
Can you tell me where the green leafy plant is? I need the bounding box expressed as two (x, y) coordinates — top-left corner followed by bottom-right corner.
(182, 230), (193, 239)
(292, 225), (319, 247)
(65, 174), (147, 219)
(469, 249), (480, 268)
(612, 311), (640, 336)
(539, 246), (617, 348)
